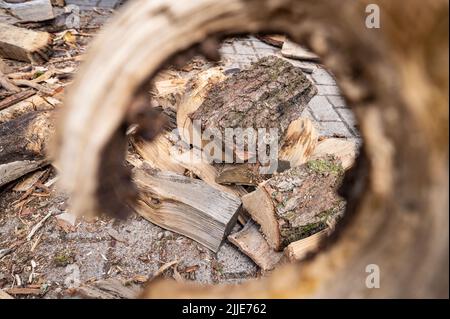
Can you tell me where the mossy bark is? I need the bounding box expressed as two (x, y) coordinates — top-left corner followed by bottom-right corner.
(190, 55), (317, 154)
(262, 156), (345, 248)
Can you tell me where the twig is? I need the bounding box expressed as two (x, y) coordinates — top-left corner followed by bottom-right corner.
(11, 79), (54, 95)
(0, 71), (20, 93)
(26, 211), (52, 241)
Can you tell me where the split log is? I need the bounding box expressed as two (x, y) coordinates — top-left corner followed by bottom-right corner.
(310, 138), (357, 170)
(0, 0), (55, 22)
(190, 56), (317, 163)
(171, 148), (247, 197)
(177, 67), (226, 146)
(216, 163), (268, 186)
(132, 163), (242, 252)
(0, 110), (54, 187)
(284, 229), (328, 262)
(242, 156), (345, 251)
(281, 40), (320, 62)
(151, 70), (187, 111)
(228, 220), (283, 271)
(131, 134), (186, 175)
(0, 23), (52, 64)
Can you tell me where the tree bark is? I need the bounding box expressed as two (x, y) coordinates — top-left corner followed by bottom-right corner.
(0, 110), (54, 187)
(190, 55), (316, 162)
(242, 156), (345, 250)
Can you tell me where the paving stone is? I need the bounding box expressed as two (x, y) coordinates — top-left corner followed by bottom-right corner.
(312, 68), (336, 85)
(316, 121), (353, 138)
(336, 107), (359, 134)
(317, 85), (341, 96)
(308, 96), (341, 121)
(219, 43), (235, 55)
(327, 95), (348, 108)
(65, 0), (124, 9)
(232, 40), (258, 55)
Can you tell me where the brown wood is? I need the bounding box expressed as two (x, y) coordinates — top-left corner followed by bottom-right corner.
(281, 40), (320, 62)
(0, 23), (52, 64)
(242, 156), (345, 251)
(256, 34), (286, 48)
(228, 220), (283, 271)
(0, 70), (20, 92)
(0, 110), (54, 187)
(132, 162), (242, 252)
(0, 92), (59, 124)
(190, 56), (317, 162)
(53, 0), (449, 298)
(310, 138), (357, 170)
(285, 229), (328, 262)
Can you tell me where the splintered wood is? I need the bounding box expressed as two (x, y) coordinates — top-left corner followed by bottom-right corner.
(132, 162), (242, 252)
(242, 156), (345, 250)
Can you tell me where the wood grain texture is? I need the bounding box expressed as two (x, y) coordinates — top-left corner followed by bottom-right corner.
(132, 162), (242, 252)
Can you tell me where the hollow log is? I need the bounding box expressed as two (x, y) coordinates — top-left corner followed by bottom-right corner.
(0, 110), (54, 187)
(54, 0), (449, 298)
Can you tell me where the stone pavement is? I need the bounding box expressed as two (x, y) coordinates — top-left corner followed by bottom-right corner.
(219, 36), (361, 144)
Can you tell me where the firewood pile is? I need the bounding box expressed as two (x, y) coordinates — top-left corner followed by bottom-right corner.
(129, 54), (358, 270)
